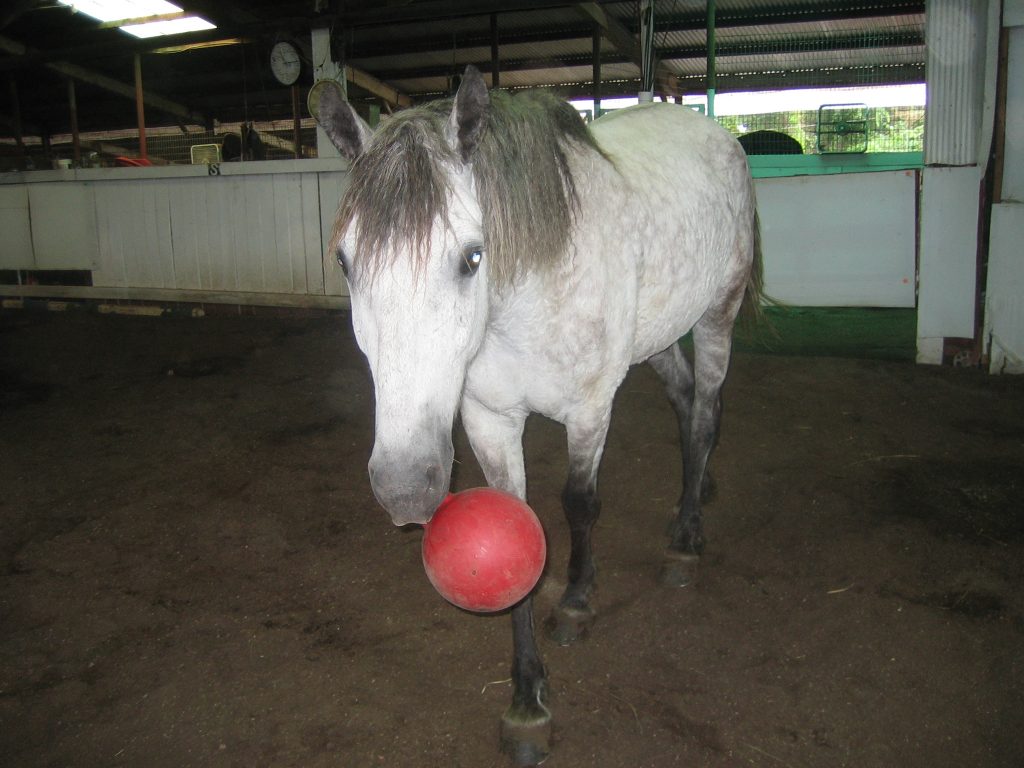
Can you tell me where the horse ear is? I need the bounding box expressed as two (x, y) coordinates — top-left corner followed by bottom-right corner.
(316, 83), (373, 162)
(449, 65), (489, 163)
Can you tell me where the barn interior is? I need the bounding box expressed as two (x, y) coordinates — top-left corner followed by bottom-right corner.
(2, 4), (1024, 767)
(5, 0), (1019, 375)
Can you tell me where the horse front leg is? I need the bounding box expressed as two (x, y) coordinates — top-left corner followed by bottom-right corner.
(502, 597), (550, 764)
(460, 398), (550, 765)
(546, 415), (609, 646)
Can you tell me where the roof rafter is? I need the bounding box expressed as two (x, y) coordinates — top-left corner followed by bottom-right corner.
(0, 33), (207, 126)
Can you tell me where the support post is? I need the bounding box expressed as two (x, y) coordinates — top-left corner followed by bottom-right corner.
(68, 77), (81, 166)
(592, 23), (601, 118)
(312, 26), (344, 159)
(291, 84), (302, 159)
(133, 52), (147, 160)
(639, 0), (654, 99)
(706, 0), (716, 118)
(8, 75), (26, 165)
(490, 13), (500, 88)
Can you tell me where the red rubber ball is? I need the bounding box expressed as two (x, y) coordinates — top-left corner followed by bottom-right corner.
(422, 488), (546, 613)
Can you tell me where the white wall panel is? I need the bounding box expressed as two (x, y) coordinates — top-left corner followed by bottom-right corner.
(5, 162), (921, 314)
(755, 171), (917, 307)
(89, 173), (328, 296)
(984, 202), (1024, 372)
(28, 182), (98, 270)
(301, 172), (326, 296)
(0, 186), (33, 269)
(917, 166), (980, 350)
(1002, 26), (1024, 202)
(318, 171), (350, 297)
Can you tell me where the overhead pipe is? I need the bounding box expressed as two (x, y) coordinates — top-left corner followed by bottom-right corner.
(638, 0), (654, 102)
(707, 0), (717, 117)
(490, 13), (500, 88)
(67, 77), (80, 166)
(133, 52), (147, 160)
(291, 84), (301, 159)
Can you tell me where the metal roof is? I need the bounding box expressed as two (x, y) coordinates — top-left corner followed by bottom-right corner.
(0, 1), (924, 141)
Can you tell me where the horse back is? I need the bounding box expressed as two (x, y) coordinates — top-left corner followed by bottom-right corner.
(589, 104), (756, 360)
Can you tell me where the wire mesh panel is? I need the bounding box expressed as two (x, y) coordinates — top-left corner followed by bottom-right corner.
(648, 1), (926, 153)
(29, 120), (320, 167)
(714, 101), (924, 154)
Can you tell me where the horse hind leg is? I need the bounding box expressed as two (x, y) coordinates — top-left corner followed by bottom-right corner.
(650, 314), (734, 587)
(545, 416), (609, 646)
(648, 342), (717, 507)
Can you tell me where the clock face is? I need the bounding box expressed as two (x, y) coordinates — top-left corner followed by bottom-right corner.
(270, 41), (301, 86)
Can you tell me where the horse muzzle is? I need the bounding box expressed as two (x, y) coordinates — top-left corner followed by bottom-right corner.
(367, 442), (453, 526)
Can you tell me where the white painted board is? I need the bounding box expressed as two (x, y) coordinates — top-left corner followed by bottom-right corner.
(1001, 26), (1024, 202)
(318, 171), (350, 297)
(27, 182), (99, 270)
(755, 170), (917, 307)
(918, 166), (979, 341)
(984, 202), (1024, 373)
(0, 186), (33, 270)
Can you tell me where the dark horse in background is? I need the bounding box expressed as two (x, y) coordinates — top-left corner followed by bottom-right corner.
(316, 66), (764, 764)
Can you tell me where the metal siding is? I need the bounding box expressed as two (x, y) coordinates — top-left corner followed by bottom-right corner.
(87, 171), (330, 296)
(0, 186), (34, 269)
(301, 173), (326, 296)
(924, 0), (986, 165)
(984, 203), (1024, 372)
(1002, 25), (1024, 202)
(317, 171), (350, 298)
(27, 182), (98, 270)
(165, 179), (202, 290)
(755, 171), (917, 307)
(917, 165), (979, 340)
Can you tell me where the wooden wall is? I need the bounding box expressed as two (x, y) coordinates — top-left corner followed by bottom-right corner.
(1, 160), (349, 307)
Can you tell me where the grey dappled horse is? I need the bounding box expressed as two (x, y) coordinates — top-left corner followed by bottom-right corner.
(317, 66), (763, 765)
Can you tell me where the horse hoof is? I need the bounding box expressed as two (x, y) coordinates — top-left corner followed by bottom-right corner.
(661, 550), (700, 588)
(545, 605), (595, 646)
(500, 706), (552, 766)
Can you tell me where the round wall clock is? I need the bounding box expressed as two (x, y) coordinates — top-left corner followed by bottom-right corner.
(270, 41), (301, 86)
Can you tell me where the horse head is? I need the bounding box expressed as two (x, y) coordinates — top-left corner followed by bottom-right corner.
(318, 67), (492, 526)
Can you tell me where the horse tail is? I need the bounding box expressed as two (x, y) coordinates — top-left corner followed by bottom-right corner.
(740, 208), (768, 326)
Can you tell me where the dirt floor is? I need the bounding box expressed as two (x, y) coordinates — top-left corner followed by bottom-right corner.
(2, 310), (1023, 768)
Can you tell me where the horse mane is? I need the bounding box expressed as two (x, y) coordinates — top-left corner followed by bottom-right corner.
(331, 89), (605, 287)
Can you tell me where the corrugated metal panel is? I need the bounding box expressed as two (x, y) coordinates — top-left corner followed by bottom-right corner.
(343, 2), (925, 99)
(757, 171), (917, 307)
(918, 166), (979, 341)
(28, 183), (99, 270)
(91, 173), (326, 295)
(924, 0), (986, 165)
(985, 203), (1024, 373)
(0, 186), (35, 269)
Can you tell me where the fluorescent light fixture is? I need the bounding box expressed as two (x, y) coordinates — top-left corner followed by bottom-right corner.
(59, 0), (215, 38)
(120, 16), (215, 38)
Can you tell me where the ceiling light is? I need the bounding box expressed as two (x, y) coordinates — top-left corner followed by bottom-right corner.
(59, 1), (216, 38)
(120, 16), (216, 39)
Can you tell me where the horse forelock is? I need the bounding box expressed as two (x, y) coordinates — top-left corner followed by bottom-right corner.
(331, 90), (604, 288)
(330, 108), (455, 285)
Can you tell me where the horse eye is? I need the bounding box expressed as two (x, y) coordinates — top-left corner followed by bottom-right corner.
(460, 246), (483, 277)
(336, 249), (349, 277)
